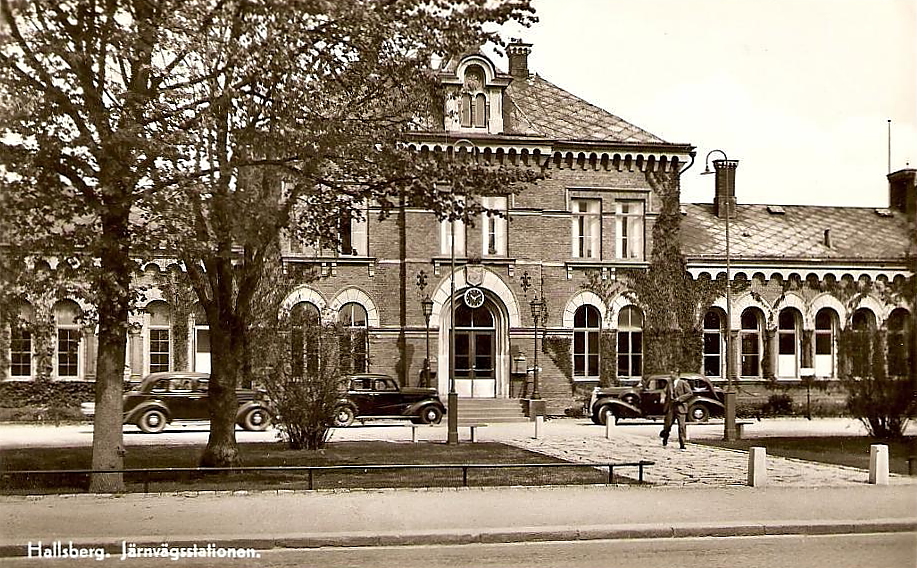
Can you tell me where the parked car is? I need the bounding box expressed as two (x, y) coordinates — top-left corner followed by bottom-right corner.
(333, 374), (445, 427)
(81, 371), (274, 433)
(588, 373), (725, 425)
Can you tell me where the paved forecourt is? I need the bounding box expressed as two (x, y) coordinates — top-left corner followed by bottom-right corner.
(329, 418), (917, 488)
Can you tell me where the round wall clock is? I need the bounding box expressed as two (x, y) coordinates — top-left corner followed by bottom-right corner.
(463, 287), (485, 309)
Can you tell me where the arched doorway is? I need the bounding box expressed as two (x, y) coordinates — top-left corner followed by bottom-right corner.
(453, 302), (497, 397)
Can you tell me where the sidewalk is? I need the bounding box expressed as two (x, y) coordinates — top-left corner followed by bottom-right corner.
(2, 418), (916, 560)
(2, 485), (915, 557)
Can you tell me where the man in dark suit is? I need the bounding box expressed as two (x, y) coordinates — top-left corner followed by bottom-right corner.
(661, 374), (693, 450)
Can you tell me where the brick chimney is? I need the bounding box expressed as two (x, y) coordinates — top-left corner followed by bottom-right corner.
(713, 159), (738, 219)
(887, 168), (916, 221)
(507, 41), (532, 79)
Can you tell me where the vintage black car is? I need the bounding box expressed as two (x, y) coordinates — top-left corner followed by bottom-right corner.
(588, 373), (725, 425)
(81, 371), (274, 433)
(333, 374), (445, 427)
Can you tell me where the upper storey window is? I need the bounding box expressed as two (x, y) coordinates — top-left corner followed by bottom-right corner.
(460, 65), (488, 129)
(571, 198), (601, 259)
(615, 201), (644, 260)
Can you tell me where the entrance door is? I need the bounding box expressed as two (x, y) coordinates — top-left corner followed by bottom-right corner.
(453, 303), (496, 398)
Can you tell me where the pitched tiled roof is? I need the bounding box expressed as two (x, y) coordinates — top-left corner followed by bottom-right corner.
(680, 204), (914, 261)
(505, 75), (666, 144)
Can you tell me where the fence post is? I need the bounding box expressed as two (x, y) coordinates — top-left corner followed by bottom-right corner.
(534, 415), (544, 439)
(608, 465), (614, 484)
(605, 410), (614, 439)
(869, 444), (889, 485)
(747, 447), (767, 487)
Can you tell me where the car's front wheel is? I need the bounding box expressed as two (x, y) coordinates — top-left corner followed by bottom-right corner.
(333, 406), (356, 428)
(241, 407), (271, 431)
(595, 405), (616, 425)
(418, 406), (443, 425)
(137, 409), (167, 433)
(689, 404), (710, 422)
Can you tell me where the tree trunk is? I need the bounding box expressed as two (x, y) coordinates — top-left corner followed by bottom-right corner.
(200, 320), (242, 467)
(89, 215), (130, 493)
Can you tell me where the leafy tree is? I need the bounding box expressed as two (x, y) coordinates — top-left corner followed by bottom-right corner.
(147, 0), (540, 467)
(0, 0), (214, 491)
(2, 0), (540, 472)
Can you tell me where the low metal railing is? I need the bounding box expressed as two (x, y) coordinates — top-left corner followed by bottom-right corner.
(1, 461), (655, 493)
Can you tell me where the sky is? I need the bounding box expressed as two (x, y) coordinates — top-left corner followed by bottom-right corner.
(496, 0), (917, 207)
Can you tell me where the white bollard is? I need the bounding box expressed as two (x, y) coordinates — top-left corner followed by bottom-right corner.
(869, 444), (889, 485)
(747, 446), (767, 487)
(534, 415), (544, 439)
(605, 411), (615, 439)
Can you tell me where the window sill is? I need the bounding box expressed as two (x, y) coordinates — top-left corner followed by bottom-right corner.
(284, 253), (375, 264)
(282, 255), (377, 277)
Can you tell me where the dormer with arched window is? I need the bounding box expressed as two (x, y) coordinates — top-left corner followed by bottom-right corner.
(441, 54), (510, 134)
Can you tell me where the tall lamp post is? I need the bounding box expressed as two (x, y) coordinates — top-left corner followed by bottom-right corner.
(702, 149), (738, 441)
(520, 271), (546, 416)
(529, 295), (545, 401)
(415, 271), (434, 388)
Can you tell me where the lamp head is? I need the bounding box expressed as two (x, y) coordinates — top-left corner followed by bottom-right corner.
(421, 296), (434, 318)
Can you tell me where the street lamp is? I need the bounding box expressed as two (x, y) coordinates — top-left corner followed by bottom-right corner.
(529, 295), (545, 400)
(421, 295), (434, 387)
(701, 149), (738, 441)
(415, 270), (434, 388)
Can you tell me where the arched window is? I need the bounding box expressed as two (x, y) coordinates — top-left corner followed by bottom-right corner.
(460, 65), (487, 128)
(814, 308), (838, 377)
(852, 308), (876, 331)
(703, 310), (724, 377)
(54, 300), (82, 379)
(291, 302), (321, 378)
(573, 305), (601, 381)
(740, 309), (763, 378)
(147, 301), (171, 373)
(887, 309), (912, 377)
(9, 302), (34, 378)
(617, 306), (643, 380)
(777, 308), (801, 377)
(339, 302), (368, 374)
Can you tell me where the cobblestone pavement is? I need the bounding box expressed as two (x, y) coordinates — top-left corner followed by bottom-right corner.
(492, 420), (917, 487)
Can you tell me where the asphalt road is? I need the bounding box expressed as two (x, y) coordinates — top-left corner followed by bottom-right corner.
(1, 533), (914, 568)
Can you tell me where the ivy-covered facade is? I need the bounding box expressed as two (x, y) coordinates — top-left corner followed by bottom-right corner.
(680, 164), (914, 391)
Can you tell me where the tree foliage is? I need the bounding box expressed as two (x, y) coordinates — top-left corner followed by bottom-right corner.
(2, 0), (539, 471)
(838, 328), (915, 439)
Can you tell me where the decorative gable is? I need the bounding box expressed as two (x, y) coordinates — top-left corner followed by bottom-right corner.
(439, 54), (511, 135)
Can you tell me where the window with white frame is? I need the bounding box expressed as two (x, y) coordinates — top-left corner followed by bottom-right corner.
(615, 201), (644, 260)
(147, 301), (171, 373)
(480, 196), (507, 256)
(617, 306), (643, 380)
(339, 302), (368, 374)
(291, 302), (321, 378)
(440, 216), (466, 257)
(703, 310), (724, 378)
(54, 300), (82, 378)
(571, 198), (601, 259)
(9, 303), (33, 378)
(740, 309), (763, 378)
(573, 305), (601, 380)
(814, 308), (837, 378)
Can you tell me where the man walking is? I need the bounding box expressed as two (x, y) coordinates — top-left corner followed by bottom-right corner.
(661, 374), (693, 450)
